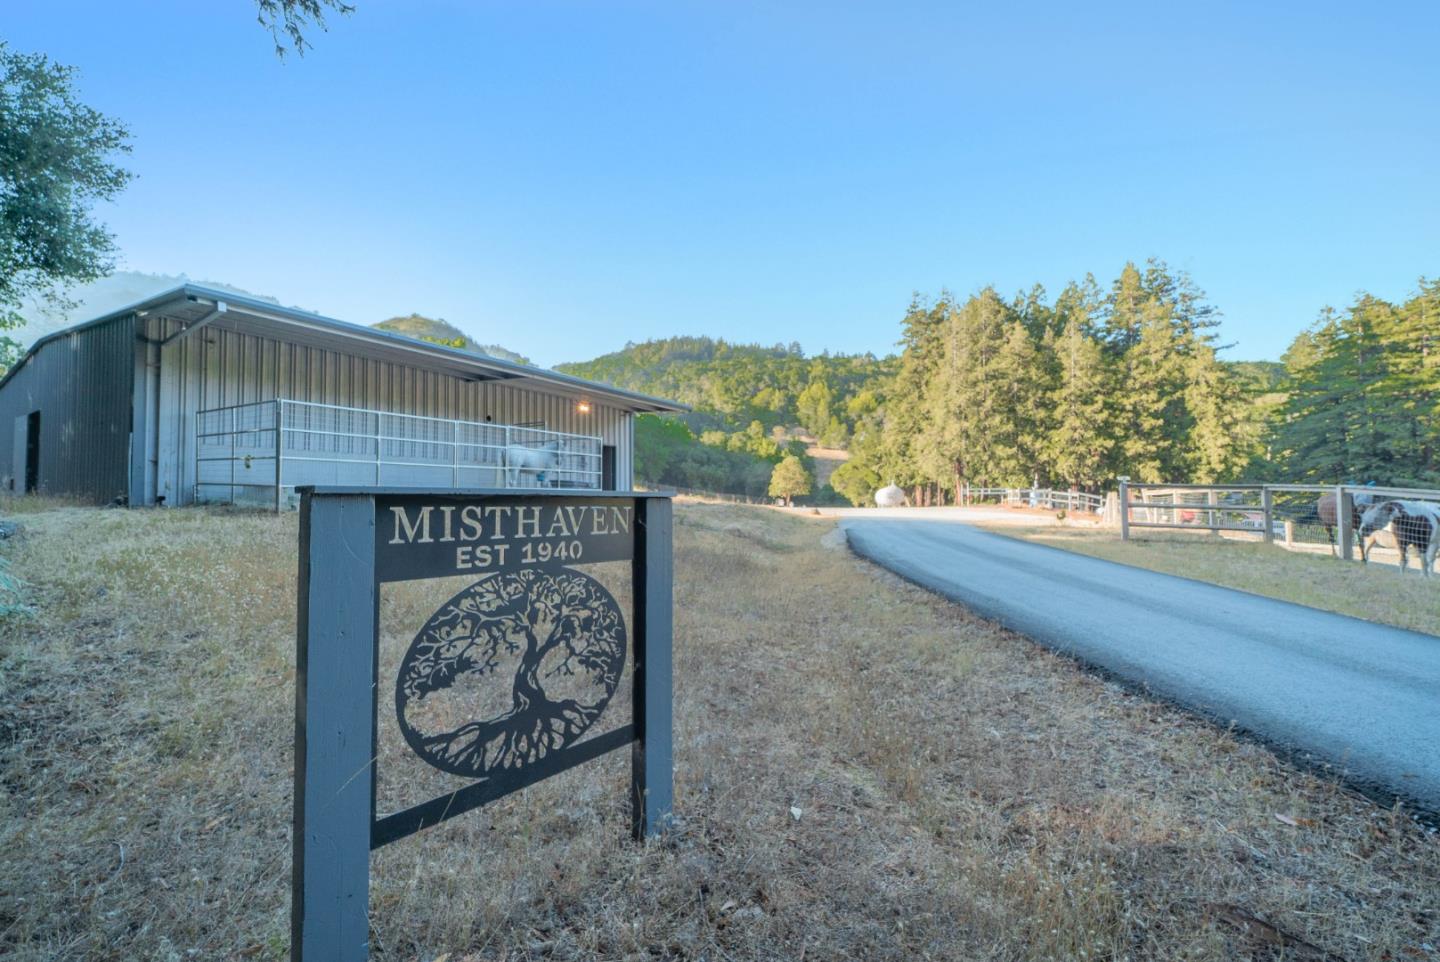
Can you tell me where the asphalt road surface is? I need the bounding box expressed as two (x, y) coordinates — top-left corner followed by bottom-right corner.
(842, 517), (1440, 814)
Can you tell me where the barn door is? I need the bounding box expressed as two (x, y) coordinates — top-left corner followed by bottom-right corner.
(24, 411), (40, 493)
(602, 445), (616, 491)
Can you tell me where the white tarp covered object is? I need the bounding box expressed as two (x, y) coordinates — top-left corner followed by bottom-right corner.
(875, 483), (906, 507)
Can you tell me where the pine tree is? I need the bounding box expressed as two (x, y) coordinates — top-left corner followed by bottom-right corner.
(1378, 279), (1440, 481)
(1183, 341), (1247, 482)
(1141, 258), (1220, 341)
(1046, 299), (1112, 489)
(988, 319), (1048, 485)
(1115, 299), (1190, 481)
(1099, 260), (1231, 482)
(1013, 283), (1054, 339)
(1274, 310), (1354, 481)
(1102, 263), (1149, 354)
(1275, 286), (1440, 486)
(879, 296), (947, 490)
(927, 289), (1011, 490)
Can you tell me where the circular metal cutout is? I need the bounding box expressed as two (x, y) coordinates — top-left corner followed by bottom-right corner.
(396, 567), (627, 778)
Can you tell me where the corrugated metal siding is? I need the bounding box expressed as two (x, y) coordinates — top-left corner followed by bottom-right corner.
(147, 318), (633, 504)
(0, 315), (135, 503)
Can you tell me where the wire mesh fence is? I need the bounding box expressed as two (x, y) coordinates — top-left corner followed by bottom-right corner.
(1121, 481), (1440, 573)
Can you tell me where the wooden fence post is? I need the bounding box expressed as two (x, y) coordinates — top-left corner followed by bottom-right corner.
(1118, 478), (1130, 541)
(1336, 484), (1354, 561)
(1261, 486), (1274, 544)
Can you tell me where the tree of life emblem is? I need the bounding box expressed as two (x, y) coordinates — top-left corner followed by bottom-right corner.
(395, 567), (628, 778)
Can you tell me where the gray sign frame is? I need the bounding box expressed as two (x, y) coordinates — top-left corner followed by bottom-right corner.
(291, 487), (674, 961)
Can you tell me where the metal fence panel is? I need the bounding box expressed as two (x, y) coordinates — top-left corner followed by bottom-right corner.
(1119, 480), (1440, 572)
(196, 398), (604, 508)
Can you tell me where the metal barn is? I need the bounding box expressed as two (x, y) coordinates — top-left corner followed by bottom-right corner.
(0, 284), (682, 507)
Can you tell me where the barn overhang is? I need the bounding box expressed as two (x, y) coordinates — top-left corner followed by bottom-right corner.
(20, 283), (686, 415)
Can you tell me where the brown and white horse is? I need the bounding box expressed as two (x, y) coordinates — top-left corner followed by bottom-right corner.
(1358, 500), (1440, 576)
(1316, 491), (1377, 556)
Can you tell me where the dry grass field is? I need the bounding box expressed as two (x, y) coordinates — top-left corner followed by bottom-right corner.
(1, 498), (1437, 961)
(981, 524), (1440, 638)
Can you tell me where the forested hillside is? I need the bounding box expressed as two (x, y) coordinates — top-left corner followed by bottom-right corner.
(631, 414), (814, 500)
(557, 337), (893, 445)
(833, 262), (1439, 504)
(553, 337), (890, 500)
(571, 261), (1437, 505)
(373, 313), (532, 365)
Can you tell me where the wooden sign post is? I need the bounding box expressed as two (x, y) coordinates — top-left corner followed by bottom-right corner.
(292, 488), (674, 961)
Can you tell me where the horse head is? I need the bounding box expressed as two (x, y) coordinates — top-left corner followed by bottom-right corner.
(1358, 500), (1402, 540)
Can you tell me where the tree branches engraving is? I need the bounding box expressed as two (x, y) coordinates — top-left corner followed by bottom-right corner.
(396, 568), (626, 778)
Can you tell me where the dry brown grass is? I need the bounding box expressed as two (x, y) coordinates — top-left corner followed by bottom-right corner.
(0, 498), (1437, 961)
(981, 524), (1440, 638)
(803, 445), (850, 489)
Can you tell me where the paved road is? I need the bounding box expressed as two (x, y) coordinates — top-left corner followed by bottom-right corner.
(842, 518), (1440, 814)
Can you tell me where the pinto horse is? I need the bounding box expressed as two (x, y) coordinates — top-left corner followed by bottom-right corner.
(1358, 500), (1440, 576)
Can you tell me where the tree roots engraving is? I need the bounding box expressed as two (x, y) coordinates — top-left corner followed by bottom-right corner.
(396, 568), (626, 778)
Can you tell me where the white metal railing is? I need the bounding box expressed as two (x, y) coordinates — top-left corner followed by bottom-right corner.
(960, 486), (1107, 514)
(195, 399), (604, 509)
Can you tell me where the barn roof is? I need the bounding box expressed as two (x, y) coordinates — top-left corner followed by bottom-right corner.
(3, 283), (687, 414)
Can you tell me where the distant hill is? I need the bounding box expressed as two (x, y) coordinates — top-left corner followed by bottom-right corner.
(556, 336), (894, 443)
(11, 271), (279, 348)
(561, 336), (888, 502)
(372, 314), (532, 366)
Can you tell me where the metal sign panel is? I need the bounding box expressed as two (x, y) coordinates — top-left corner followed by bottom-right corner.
(292, 488), (674, 962)
(375, 495), (638, 581)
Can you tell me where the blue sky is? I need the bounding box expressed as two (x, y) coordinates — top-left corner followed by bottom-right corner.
(6, 1), (1438, 366)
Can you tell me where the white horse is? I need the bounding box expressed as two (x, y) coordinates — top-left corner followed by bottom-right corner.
(504, 441), (561, 487)
(1358, 500), (1440, 576)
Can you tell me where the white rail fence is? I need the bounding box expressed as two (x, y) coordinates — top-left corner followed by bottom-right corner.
(960, 486), (1107, 515)
(196, 398), (604, 509)
(1119, 480), (1440, 569)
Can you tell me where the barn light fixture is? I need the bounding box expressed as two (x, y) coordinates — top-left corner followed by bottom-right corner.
(576, 400), (592, 414)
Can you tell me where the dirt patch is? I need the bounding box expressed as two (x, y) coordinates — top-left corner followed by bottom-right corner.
(804, 444), (850, 488)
